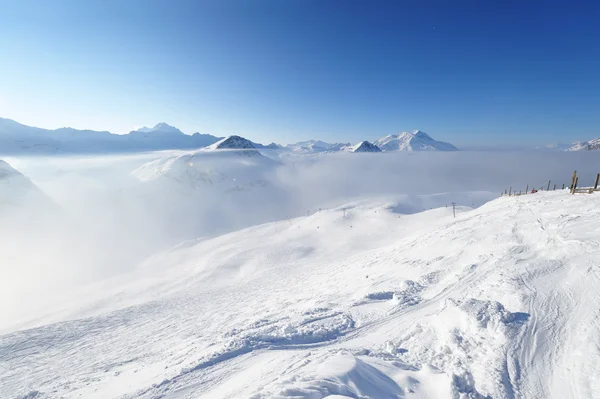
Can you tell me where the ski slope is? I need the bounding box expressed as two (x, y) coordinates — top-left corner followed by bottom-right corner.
(2, 191), (600, 398)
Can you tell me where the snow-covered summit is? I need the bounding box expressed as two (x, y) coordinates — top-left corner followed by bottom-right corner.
(567, 138), (600, 151)
(207, 135), (257, 150)
(374, 130), (458, 151)
(344, 141), (382, 153)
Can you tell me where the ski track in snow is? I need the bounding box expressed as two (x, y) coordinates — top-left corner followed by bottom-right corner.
(2, 192), (600, 398)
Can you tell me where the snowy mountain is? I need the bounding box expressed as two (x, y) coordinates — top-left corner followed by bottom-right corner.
(130, 143), (290, 241)
(286, 140), (351, 153)
(0, 118), (221, 154)
(5, 191), (600, 398)
(566, 138), (600, 151)
(132, 135), (281, 195)
(207, 135), (257, 150)
(344, 141), (382, 153)
(374, 130), (458, 151)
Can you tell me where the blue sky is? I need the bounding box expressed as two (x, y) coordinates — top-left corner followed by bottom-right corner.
(1, 0), (599, 146)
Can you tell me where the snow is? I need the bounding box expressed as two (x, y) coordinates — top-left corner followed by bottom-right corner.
(374, 130), (458, 151)
(344, 141), (382, 153)
(567, 138), (600, 151)
(3, 190), (600, 398)
(0, 118), (222, 154)
(286, 140), (352, 153)
(206, 135), (258, 150)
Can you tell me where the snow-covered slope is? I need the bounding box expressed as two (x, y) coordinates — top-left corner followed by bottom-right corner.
(344, 141), (382, 153)
(375, 130), (458, 151)
(3, 191), (600, 398)
(567, 138), (600, 151)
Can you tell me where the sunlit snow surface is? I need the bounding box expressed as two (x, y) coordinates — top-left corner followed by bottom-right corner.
(2, 189), (600, 398)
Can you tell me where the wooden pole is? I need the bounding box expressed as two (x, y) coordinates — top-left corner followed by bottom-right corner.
(572, 176), (579, 194)
(526, 184), (529, 194)
(562, 183), (565, 190)
(505, 188), (507, 195)
(509, 187), (512, 196)
(547, 180), (551, 191)
(553, 184), (556, 191)
(570, 170), (577, 193)
(595, 173), (600, 190)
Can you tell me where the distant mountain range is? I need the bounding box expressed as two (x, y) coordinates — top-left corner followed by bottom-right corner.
(0, 117), (459, 155)
(537, 140), (600, 151)
(0, 118), (223, 154)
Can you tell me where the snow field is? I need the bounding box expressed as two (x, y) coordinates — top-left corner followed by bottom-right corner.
(2, 191), (600, 398)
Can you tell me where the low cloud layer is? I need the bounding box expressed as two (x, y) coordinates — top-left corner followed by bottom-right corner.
(1, 150), (598, 330)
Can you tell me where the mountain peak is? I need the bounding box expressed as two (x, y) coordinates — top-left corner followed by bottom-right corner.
(412, 130), (431, 139)
(153, 122), (177, 131)
(346, 141), (382, 153)
(374, 130), (458, 151)
(207, 135), (257, 150)
(136, 123), (182, 134)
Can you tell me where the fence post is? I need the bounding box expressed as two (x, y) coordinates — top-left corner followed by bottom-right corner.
(553, 184), (556, 191)
(572, 176), (579, 194)
(526, 184), (529, 194)
(509, 187), (512, 196)
(562, 183), (565, 190)
(547, 180), (551, 191)
(595, 173), (600, 190)
(570, 171), (577, 193)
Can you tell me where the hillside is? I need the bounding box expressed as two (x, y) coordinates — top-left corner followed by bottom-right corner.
(2, 191), (599, 398)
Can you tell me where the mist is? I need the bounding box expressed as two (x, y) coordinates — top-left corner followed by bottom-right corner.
(1, 150), (598, 331)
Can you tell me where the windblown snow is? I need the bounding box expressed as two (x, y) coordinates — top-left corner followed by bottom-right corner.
(2, 190), (600, 398)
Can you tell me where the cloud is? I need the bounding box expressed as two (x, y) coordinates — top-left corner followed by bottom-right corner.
(1, 150), (597, 330)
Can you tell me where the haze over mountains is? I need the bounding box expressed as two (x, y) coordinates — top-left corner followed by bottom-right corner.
(0, 117), (459, 155)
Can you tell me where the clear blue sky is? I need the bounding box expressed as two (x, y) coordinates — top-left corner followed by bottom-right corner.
(1, 0), (599, 146)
